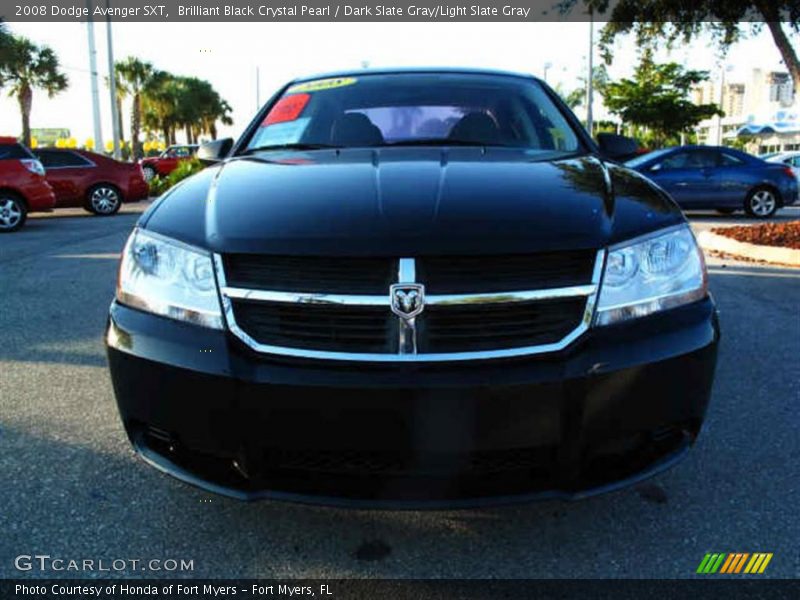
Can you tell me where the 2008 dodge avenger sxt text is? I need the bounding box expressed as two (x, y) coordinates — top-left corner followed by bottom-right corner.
(106, 69), (719, 507)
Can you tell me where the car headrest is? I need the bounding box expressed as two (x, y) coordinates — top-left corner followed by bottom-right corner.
(331, 113), (384, 147)
(449, 113), (501, 144)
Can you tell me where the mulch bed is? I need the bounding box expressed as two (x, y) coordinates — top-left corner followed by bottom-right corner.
(713, 220), (800, 250)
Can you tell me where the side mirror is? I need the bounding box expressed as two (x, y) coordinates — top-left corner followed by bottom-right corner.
(596, 133), (640, 162)
(197, 138), (233, 165)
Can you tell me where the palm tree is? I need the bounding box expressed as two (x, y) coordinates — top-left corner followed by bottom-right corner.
(0, 22), (10, 87)
(116, 56), (153, 159)
(0, 19), (11, 63)
(142, 70), (181, 145)
(1, 36), (68, 147)
(173, 77), (232, 143)
(202, 96), (233, 140)
(141, 72), (232, 146)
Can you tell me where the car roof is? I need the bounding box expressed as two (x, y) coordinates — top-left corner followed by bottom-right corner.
(290, 67), (539, 85)
(0, 136), (20, 145)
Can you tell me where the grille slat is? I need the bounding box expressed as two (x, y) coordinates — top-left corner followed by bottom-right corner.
(232, 300), (393, 353)
(421, 297), (586, 353)
(223, 252), (596, 357)
(224, 255), (395, 294)
(417, 251), (595, 294)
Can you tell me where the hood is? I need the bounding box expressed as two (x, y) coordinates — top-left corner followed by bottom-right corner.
(143, 147), (683, 256)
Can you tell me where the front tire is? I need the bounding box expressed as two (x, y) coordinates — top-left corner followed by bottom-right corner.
(86, 184), (122, 216)
(744, 187), (779, 218)
(0, 194), (28, 232)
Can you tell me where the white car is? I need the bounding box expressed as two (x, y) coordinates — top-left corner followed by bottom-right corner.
(767, 151), (800, 180)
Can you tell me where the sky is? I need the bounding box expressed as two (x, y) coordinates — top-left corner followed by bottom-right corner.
(0, 21), (795, 144)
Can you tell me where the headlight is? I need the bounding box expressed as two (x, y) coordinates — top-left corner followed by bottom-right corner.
(594, 225), (707, 326)
(117, 228), (223, 329)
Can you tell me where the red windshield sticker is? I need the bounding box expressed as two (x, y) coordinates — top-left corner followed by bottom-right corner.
(262, 94), (311, 126)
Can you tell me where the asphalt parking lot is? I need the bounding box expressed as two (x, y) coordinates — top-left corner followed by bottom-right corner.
(1, 203), (798, 579)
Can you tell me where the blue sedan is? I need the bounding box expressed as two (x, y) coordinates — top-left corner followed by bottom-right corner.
(626, 145), (798, 218)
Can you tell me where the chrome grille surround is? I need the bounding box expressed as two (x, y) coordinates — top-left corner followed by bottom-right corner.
(213, 250), (605, 362)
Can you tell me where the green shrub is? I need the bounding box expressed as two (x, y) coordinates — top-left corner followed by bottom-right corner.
(149, 157), (204, 197)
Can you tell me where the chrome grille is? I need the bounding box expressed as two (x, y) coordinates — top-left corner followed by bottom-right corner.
(223, 255), (394, 293)
(417, 251), (596, 293)
(231, 300), (393, 353)
(215, 251), (604, 362)
(421, 297), (588, 353)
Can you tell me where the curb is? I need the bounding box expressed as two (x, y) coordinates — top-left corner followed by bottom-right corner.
(697, 230), (800, 267)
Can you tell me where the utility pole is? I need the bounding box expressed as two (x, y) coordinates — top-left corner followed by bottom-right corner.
(106, 0), (121, 159)
(85, 0), (103, 152)
(586, 9), (594, 136)
(543, 61), (552, 83)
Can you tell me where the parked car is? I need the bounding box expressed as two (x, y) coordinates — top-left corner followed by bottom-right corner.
(140, 144), (199, 181)
(626, 145), (798, 218)
(34, 148), (150, 215)
(765, 150), (800, 180)
(107, 68), (719, 507)
(0, 136), (56, 232)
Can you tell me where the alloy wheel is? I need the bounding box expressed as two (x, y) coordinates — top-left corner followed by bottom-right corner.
(0, 198), (23, 230)
(749, 190), (777, 217)
(91, 187), (120, 214)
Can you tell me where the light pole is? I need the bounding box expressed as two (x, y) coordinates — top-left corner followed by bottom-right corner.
(106, 0), (121, 159)
(85, 0), (103, 152)
(716, 65), (733, 146)
(543, 61), (553, 83)
(586, 9), (595, 136)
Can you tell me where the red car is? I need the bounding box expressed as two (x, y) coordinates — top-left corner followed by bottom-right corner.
(0, 136), (56, 232)
(140, 144), (198, 181)
(34, 148), (150, 215)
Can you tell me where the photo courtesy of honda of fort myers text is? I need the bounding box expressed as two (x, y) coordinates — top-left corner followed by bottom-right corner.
(0, 0), (799, 598)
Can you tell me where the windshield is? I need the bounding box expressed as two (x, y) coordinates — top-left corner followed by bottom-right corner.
(625, 148), (671, 168)
(245, 73), (582, 154)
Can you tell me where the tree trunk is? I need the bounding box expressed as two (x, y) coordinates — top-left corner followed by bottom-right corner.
(132, 92), (142, 160)
(18, 82), (32, 148)
(185, 125), (192, 144)
(116, 96), (125, 144)
(757, 3), (800, 95)
(210, 123), (217, 140)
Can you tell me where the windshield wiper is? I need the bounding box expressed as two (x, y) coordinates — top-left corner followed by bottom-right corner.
(244, 143), (341, 153)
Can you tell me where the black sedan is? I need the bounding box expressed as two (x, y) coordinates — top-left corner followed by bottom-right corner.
(626, 145), (798, 218)
(106, 69), (719, 507)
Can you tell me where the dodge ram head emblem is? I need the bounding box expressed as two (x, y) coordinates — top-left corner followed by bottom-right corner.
(390, 284), (425, 319)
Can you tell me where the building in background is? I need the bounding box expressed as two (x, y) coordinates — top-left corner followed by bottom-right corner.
(694, 69), (798, 153)
(29, 128), (71, 147)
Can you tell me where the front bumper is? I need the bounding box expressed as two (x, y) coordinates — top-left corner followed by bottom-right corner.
(106, 298), (719, 508)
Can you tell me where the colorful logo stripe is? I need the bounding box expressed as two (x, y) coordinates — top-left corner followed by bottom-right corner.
(697, 553), (773, 574)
